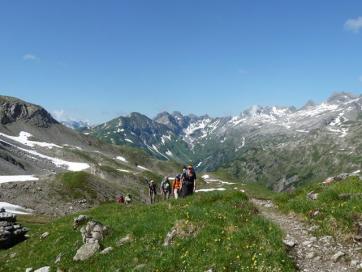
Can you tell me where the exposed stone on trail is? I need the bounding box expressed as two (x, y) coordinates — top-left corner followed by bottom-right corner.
(163, 220), (198, 247)
(306, 252), (316, 259)
(0, 209), (28, 248)
(331, 251), (345, 262)
(252, 198), (362, 272)
(354, 222), (362, 242)
(283, 235), (297, 248)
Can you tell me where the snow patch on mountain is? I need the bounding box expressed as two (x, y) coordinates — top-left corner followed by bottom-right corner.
(150, 145), (168, 160)
(0, 202), (33, 215)
(115, 156), (128, 163)
(196, 188), (226, 193)
(0, 175), (39, 184)
(0, 131), (62, 149)
(117, 169), (132, 173)
(161, 134), (172, 144)
(137, 165), (150, 171)
(0, 138), (90, 172)
(235, 137), (246, 152)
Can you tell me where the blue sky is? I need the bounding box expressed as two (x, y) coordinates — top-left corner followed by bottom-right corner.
(1, 0), (362, 124)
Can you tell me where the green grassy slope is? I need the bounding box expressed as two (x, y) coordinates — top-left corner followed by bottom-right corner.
(0, 191), (295, 272)
(274, 176), (362, 240)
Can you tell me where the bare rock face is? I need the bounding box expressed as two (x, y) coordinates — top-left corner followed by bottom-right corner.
(0, 96), (58, 127)
(0, 209), (28, 249)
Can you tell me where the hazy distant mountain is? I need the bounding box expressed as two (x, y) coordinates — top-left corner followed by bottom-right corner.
(61, 119), (91, 130)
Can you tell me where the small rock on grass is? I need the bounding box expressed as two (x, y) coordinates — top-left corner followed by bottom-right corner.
(40, 232), (49, 240)
(34, 267), (50, 272)
(118, 234), (133, 246)
(73, 241), (100, 261)
(100, 247), (113, 255)
(55, 253), (62, 264)
(133, 264), (146, 271)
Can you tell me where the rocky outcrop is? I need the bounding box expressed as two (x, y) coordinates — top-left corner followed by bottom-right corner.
(0, 208), (28, 249)
(0, 96), (58, 127)
(323, 171), (362, 185)
(73, 217), (108, 261)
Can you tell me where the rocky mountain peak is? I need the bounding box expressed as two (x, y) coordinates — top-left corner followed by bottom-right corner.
(154, 112), (181, 132)
(327, 92), (358, 104)
(0, 96), (58, 128)
(301, 100), (316, 109)
(241, 105), (294, 119)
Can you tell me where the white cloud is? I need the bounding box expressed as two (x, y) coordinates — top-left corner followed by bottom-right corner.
(344, 16), (362, 33)
(52, 109), (69, 121)
(52, 109), (91, 126)
(23, 53), (39, 61)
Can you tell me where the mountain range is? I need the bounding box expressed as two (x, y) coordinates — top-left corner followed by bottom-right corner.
(0, 91), (361, 217)
(85, 92), (362, 191)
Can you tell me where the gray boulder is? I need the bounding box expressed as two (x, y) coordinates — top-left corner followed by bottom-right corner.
(73, 241), (100, 261)
(0, 210), (28, 249)
(80, 220), (107, 244)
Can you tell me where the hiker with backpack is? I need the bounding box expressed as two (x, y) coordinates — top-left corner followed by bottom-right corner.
(125, 194), (132, 205)
(148, 180), (157, 204)
(116, 194), (125, 204)
(173, 175), (182, 199)
(160, 176), (172, 200)
(181, 165), (197, 197)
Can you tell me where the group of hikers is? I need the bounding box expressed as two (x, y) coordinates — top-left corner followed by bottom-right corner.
(148, 164), (197, 204)
(116, 164), (197, 205)
(116, 193), (132, 205)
